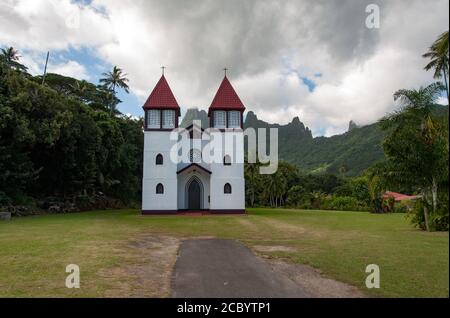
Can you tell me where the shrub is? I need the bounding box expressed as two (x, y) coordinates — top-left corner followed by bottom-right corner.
(286, 185), (308, 207)
(408, 199), (449, 231)
(324, 196), (368, 211)
(382, 196), (395, 213)
(393, 201), (412, 213)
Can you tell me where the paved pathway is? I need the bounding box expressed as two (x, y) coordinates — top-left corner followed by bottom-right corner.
(171, 239), (311, 298)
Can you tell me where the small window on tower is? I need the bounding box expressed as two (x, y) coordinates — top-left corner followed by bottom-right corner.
(156, 154), (163, 165)
(213, 111), (226, 128)
(224, 183), (232, 194)
(228, 111), (241, 128)
(148, 110), (160, 129)
(162, 110), (175, 129)
(156, 183), (164, 194)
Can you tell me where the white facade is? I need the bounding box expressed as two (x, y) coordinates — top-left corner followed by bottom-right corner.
(142, 127), (245, 214)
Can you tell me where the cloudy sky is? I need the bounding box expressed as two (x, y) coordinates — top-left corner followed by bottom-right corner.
(1, 0), (448, 136)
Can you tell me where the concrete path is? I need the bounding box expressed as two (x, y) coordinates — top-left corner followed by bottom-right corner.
(171, 239), (311, 298)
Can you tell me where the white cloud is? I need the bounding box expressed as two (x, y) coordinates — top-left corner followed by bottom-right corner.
(1, 0), (448, 136)
(19, 52), (89, 80)
(0, 0), (113, 51)
(49, 60), (90, 80)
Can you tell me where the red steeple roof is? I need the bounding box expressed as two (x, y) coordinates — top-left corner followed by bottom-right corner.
(209, 76), (245, 115)
(143, 75), (180, 112)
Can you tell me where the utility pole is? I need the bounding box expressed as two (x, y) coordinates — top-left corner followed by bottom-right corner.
(42, 51), (49, 85)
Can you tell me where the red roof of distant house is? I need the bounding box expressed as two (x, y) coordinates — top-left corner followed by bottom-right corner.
(209, 76), (245, 115)
(143, 75), (180, 111)
(383, 191), (420, 201)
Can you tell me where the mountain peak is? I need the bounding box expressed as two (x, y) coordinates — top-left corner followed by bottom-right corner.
(180, 108), (209, 128)
(245, 111), (258, 121)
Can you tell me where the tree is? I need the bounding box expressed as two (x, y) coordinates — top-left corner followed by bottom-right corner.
(99, 66), (130, 115)
(379, 83), (448, 230)
(70, 80), (89, 99)
(365, 163), (388, 213)
(334, 176), (370, 205)
(423, 31), (449, 102)
(0, 47), (28, 72)
(287, 185), (307, 207)
(244, 161), (261, 207)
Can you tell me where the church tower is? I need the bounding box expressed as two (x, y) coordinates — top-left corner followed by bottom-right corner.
(142, 74), (180, 214)
(207, 74), (246, 213)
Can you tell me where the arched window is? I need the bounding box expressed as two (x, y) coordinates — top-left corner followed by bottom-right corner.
(156, 153), (163, 165)
(223, 155), (231, 166)
(224, 183), (232, 194)
(156, 183), (164, 194)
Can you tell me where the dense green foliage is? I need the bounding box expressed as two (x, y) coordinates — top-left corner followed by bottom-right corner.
(376, 83), (449, 231)
(244, 160), (371, 211)
(0, 61), (143, 213)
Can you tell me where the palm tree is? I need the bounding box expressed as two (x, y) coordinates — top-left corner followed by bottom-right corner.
(379, 82), (448, 231)
(70, 80), (88, 94)
(69, 80), (90, 102)
(423, 31), (449, 102)
(99, 66), (130, 115)
(0, 47), (28, 72)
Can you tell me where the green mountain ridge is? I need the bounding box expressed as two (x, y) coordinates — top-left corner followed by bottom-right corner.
(243, 111), (385, 176)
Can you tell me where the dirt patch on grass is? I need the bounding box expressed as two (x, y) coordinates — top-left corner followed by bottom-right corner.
(253, 245), (297, 253)
(100, 235), (180, 297)
(237, 217), (259, 231)
(267, 259), (366, 298)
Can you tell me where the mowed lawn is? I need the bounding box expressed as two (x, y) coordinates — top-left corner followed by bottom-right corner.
(0, 208), (448, 298)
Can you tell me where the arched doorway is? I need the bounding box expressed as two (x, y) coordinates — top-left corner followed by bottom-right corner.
(187, 177), (202, 210)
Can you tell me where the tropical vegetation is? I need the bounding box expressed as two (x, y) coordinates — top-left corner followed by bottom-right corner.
(0, 50), (143, 214)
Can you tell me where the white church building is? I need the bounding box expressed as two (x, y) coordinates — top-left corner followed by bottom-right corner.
(141, 73), (246, 215)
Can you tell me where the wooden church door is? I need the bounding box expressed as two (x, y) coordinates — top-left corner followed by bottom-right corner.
(188, 179), (201, 210)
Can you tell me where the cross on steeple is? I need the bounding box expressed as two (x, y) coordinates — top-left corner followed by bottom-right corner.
(223, 67), (228, 77)
(161, 66), (166, 76)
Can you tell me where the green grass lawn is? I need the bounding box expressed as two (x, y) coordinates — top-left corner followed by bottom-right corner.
(0, 208), (448, 298)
